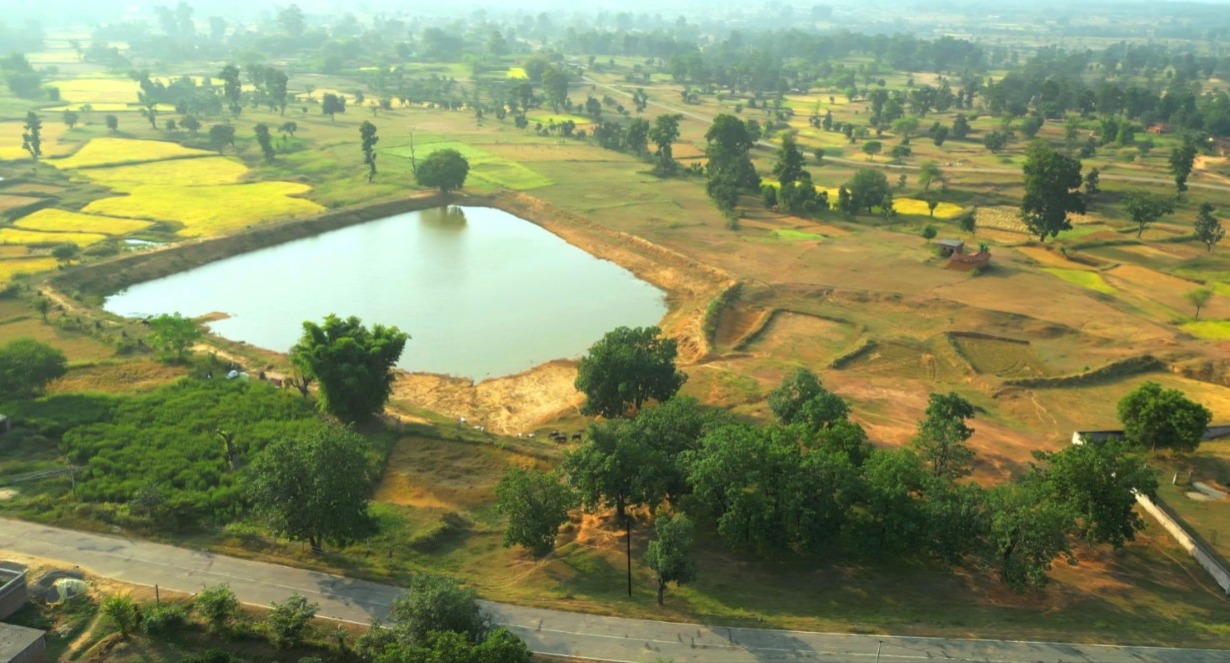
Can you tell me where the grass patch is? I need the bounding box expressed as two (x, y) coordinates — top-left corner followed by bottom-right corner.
(383, 139), (552, 190)
(13, 209), (153, 235)
(51, 77), (142, 104)
(0, 317), (117, 362)
(1043, 267), (1117, 294)
(78, 157), (249, 189)
(1181, 320), (1230, 339)
(82, 182), (324, 236)
(53, 138), (214, 169)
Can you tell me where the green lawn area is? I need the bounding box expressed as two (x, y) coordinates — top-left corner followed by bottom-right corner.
(1043, 267), (1117, 294)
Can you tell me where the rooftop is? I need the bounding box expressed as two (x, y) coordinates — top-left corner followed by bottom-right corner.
(0, 623), (44, 662)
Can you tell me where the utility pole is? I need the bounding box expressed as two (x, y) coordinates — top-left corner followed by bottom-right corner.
(876, 640), (883, 663)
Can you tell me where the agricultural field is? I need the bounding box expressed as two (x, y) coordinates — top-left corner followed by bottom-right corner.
(0, 228), (108, 247)
(12, 209), (153, 235)
(82, 182), (324, 236)
(75, 156), (249, 189)
(52, 137), (214, 169)
(50, 77), (141, 104)
(0, 257), (58, 286)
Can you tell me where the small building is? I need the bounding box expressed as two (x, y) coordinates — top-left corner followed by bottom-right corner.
(1146, 123), (1171, 135)
(947, 251), (991, 271)
(0, 624), (46, 663)
(0, 564), (28, 622)
(937, 239), (965, 257)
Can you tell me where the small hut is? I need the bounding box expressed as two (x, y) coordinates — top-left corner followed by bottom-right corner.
(937, 239), (965, 257)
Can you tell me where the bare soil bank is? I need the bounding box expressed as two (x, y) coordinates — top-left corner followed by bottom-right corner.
(48, 191), (732, 434)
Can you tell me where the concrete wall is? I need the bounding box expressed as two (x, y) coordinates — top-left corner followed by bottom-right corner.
(0, 563), (28, 622)
(1135, 492), (1230, 595)
(0, 624), (47, 663)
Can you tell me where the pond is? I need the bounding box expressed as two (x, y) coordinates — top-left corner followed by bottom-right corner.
(105, 206), (667, 380)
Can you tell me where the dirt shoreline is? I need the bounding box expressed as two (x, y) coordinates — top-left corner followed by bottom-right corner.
(46, 191), (732, 434)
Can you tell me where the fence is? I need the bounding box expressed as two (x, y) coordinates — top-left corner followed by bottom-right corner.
(1135, 492), (1230, 595)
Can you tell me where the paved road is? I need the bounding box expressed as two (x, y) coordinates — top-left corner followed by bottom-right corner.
(1, 519), (1226, 662)
(585, 77), (1230, 194)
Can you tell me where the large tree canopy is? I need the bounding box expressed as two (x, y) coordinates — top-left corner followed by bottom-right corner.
(574, 325), (686, 418)
(415, 148), (470, 193)
(290, 315), (408, 423)
(1021, 143), (1085, 241)
(245, 425), (377, 552)
(0, 337), (67, 401)
(1030, 440), (1157, 548)
(1117, 381), (1211, 452)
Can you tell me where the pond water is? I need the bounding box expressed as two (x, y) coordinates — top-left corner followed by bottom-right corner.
(105, 206), (667, 380)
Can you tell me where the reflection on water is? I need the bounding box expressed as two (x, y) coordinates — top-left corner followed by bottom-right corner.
(105, 206), (667, 380)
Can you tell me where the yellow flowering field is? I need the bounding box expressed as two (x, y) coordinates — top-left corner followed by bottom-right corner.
(79, 157), (248, 190)
(0, 257), (59, 285)
(83, 182), (324, 237)
(13, 209), (153, 235)
(892, 198), (965, 219)
(0, 121), (72, 160)
(54, 138), (214, 169)
(507, 66), (529, 79)
(52, 78), (141, 104)
(0, 228), (109, 247)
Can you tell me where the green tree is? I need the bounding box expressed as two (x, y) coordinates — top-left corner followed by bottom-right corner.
(181, 116), (201, 134)
(845, 168), (890, 214)
(648, 114), (682, 176)
(51, 243), (79, 266)
(62, 109), (79, 129)
(31, 297), (50, 323)
(253, 123), (275, 162)
(644, 513), (697, 606)
(102, 595), (142, 637)
(918, 160), (945, 191)
(563, 419), (668, 521)
(360, 120), (379, 183)
(1170, 142), (1198, 193)
(1123, 192), (1175, 238)
(1186, 287), (1213, 319)
(415, 149), (470, 193)
(772, 134), (809, 186)
(495, 468), (576, 555)
(1030, 440), (1157, 548)
(541, 65), (570, 112)
(1021, 143), (1086, 242)
(389, 574), (490, 646)
(862, 140), (883, 160)
(266, 594), (319, 649)
(146, 312), (201, 362)
(982, 131), (1007, 153)
(768, 367), (849, 431)
(920, 224), (938, 242)
(913, 392), (976, 480)
(208, 124), (236, 152)
(278, 4), (305, 37)
(219, 64), (243, 117)
(21, 111), (41, 161)
(861, 448), (928, 553)
(0, 338), (67, 401)
(1117, 381), (1212, 452)
(1195, 203), (1225, 252)
(623, 118), (650, 156)
(1083, 167), (1100, 200)
(987, 483), (1075, 591)
(321, 93), (346, 120)
(290, 314), (408, 423)
(923, 191), (941, 217)
(951, 113), (970, 140)
(704, 114), (760, 212)
(891, 115), (919, 139)
(574, 326), (686, 418)
(105, 114), (118, 133)
(195, 584), (239, 633)
(246, 425), (378, 553)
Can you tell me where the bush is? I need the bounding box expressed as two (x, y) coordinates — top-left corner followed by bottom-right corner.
(141, 602), (188, 636)
(183, 650), (238, 663)
(265, 594), (318, 649)
(195, 584), (239, 632)
(101, 595), (141, 637)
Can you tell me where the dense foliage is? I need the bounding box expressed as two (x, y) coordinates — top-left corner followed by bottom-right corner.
(0, 337), (67, 402)
(1117, 381), (1212, 452)
(574, 325), (686, 418)
(291, 314), (409, 423)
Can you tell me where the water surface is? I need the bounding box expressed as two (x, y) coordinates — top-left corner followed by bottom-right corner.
(106, 206), (667, 379)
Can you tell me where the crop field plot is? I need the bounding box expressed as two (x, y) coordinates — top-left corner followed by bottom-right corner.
(383, 139), (553, 190)
(506, 66), (528, 79)
(743, 311), (857, 363)
(976, 206), (1029, 234)
(1107, 265), (1228, 318)
(1015, 246), (1096, 270)
(0, 247), (29, 257)
(26, 51), (81, 64)
(892, 197), (964, 219)
(1028, 372), (1230, 440)
(0, 183), (65, 195)
(78, 157), (249, 190)
(0, 121), (72, 160)
(1043, 267), (1117, 294)
(0, 195), (42, 213)
(951, 336), (1049, 378)
(0, 228), (108, 247)
(526, 113), (592, 126)
(0, 257), (58, 285)
(0, 317), (115, 362)
(82, 182), (324, 237)
(1181, 320), (1230, 340)
(12, 209), (153, 236)
(53, 137), (214, 169)
(840, 340), (966, 381)
(51, 77), (141, 104)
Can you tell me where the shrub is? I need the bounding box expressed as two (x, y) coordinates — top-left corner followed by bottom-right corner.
(195, 584), (239, 632)
(141, 602), (188, 636)
(101, 595), (141, 637)
(265, 594), (318, 649)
